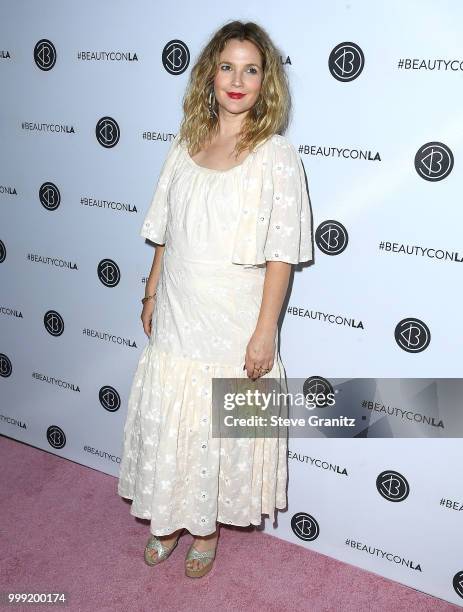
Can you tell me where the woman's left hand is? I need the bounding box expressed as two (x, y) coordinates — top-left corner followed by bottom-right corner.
(244, 327), (276, 380)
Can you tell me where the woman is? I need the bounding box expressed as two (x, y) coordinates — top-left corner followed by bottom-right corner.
(117, 19), (314, 578)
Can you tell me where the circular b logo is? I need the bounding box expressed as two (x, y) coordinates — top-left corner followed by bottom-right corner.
(162, 39), (190, 75)
(395, 317), (431, 353)
(39, 182), (61, 211)
(453, 570), (463, 599)
(329, 42), (364, 81)
(47, 425), (66, 449)
(34, 39), (57, 71)
(96, 116), (120, 148)
(44, 310), (64, 337)
(99, 386), (121, 412)
(98, 259), (121, 287)
(0, 354), (13, 378)
(315, 220), (348, 255)
(415, 142), (454, 181)
(303, 376), (333, 408)
(291, 512), (320, 541)
(376, 470), (410, 502)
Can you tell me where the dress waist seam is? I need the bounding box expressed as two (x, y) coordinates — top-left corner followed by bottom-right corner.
(164, 247), (265, 272)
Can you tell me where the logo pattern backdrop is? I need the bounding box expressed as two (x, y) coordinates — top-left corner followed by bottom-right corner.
(1, 1), (462, 606)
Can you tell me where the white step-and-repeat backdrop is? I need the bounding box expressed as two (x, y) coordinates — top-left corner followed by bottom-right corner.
(1, 1), (462, 606)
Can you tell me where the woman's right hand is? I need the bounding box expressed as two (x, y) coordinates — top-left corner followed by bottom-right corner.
(141, 299), (156, 337)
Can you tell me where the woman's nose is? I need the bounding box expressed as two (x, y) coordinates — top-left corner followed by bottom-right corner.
(232, 72), (243, 86)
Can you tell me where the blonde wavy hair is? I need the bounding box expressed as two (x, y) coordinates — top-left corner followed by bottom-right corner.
(177, 20), (291, 159)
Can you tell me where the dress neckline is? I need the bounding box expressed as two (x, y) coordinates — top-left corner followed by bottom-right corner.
(182, 135), (275, 174)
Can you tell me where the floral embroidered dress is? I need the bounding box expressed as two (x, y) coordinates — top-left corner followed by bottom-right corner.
(117, 133), (313, 536)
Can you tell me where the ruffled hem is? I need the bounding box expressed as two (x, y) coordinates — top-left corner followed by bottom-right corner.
(116, 491), (287, 536)
(117, 342), (288, 536)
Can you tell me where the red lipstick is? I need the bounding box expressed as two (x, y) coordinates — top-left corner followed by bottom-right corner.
(227, 92), (246, 99)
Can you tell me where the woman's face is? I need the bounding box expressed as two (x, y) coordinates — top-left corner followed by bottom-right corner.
(213, 38), (264, 119)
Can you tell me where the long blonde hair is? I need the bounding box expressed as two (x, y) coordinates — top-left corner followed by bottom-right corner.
(177, 20), (291, 159)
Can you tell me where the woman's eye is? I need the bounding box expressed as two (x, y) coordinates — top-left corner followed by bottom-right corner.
(219, 64), (258, 73)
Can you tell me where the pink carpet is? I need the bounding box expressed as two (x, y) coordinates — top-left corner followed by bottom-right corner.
(1, 434), (459, 612)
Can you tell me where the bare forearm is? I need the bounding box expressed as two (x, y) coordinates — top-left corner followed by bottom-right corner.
(255, 261), (291, 333)
(145, 244), (165, 297)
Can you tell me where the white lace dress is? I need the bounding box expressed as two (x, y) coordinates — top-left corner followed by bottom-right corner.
(117, 134), (312, 536)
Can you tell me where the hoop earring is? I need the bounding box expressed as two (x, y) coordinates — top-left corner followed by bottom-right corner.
(208, 87), (218, 119)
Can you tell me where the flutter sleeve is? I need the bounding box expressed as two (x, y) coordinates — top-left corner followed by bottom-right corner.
(263, 138), (314, 264)
(140, 136), (182, 244)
